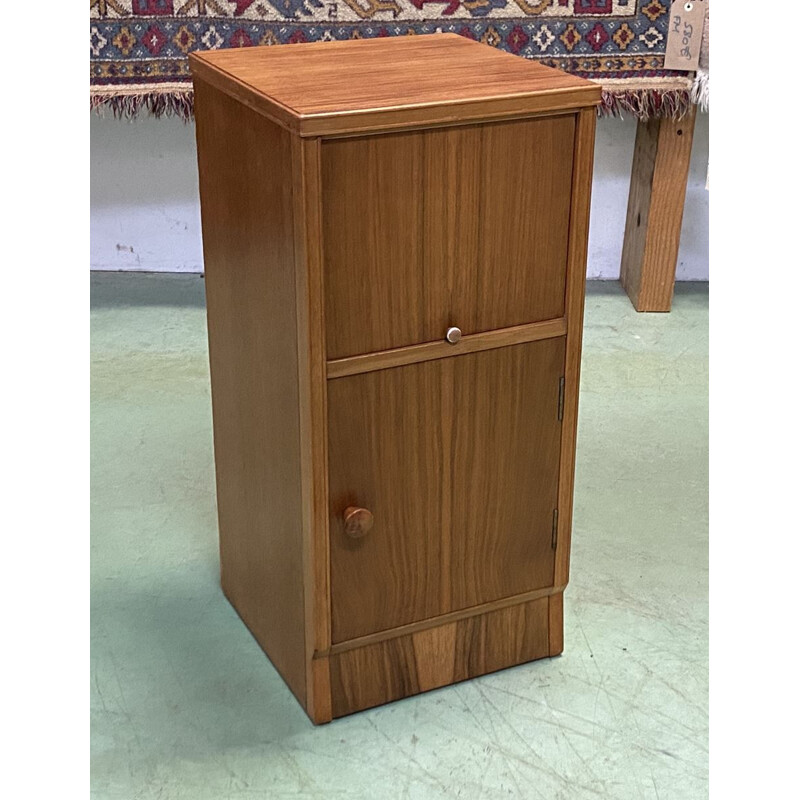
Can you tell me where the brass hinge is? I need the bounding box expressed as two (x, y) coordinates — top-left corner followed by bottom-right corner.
(551, 508), (559, 550)
(557, 376), (565, 422)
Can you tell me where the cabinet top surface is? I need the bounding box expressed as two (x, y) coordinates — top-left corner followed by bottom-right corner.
(189, 34), (600, 136)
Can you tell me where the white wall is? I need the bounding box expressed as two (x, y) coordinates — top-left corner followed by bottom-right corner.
(90, 110), (709, 280)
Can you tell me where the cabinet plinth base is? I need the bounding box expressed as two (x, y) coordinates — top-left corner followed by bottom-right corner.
(317, 593), (563, 720)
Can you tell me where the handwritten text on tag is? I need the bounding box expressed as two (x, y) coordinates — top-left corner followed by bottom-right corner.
(664, 0), (706, 72)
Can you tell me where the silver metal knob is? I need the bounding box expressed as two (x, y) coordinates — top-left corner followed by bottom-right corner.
(445, 326), (462, 345)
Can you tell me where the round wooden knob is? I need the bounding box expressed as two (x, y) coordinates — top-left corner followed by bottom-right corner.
(343, 506), (374, 539)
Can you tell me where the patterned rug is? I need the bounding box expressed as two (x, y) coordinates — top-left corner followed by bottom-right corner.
(90, 1), (695, 120)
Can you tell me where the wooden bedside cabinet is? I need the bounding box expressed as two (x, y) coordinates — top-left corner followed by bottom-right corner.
(189, 34), (600, 724)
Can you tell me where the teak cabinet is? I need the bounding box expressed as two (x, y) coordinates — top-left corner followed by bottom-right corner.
(190, 34), (600, 723)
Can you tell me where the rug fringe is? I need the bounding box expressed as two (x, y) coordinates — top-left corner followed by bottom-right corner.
(598, 88), (695, 121)
(90, 91), (195, 122)
(691, 70), (709, 113)
(90, 87), (697, 123)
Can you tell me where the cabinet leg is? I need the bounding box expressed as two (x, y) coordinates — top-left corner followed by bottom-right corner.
(620, 107), (697, 312)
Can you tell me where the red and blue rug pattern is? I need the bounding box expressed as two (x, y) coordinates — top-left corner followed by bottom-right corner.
(90, 1), (695, 119)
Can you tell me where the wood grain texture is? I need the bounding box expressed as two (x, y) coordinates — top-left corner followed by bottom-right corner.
(548, 592), (564, 656)
(189, 34), (601, 137)
(328, 355), (447, 643)
(327, 338), (565, 643)
(291, 136), (332, 723)
(327, 317), (567, 379)
(553, 108), (596, 590)
(449, 338), (565, 610)
(329, 596), (551, 718)
(321, 130), (426, 359)
(476, 116), (574, 327)
(326, 583), (564, 657)
(193, 79), (307, 706)
(322, 116), (575, 359)
(620, 107), (697, 312)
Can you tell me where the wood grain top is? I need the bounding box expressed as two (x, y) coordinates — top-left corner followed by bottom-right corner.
(189, 34), (601, 136)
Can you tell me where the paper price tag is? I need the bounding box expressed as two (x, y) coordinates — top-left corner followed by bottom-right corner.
(664, 0), (706, 72)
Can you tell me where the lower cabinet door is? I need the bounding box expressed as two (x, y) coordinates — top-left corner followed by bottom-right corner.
(327, 337), (566, 643)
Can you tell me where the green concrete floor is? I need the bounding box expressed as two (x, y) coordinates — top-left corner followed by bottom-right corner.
(91, 274), (708, 799)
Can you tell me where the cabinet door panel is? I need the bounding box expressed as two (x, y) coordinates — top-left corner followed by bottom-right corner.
(328, 356), (447, 643)
(322, 116), (576, 359)
(473, 118), (574, 333)
(321, 131), (427, 360)
(328, 338), (565, 643)
(448, 338), (565, 610)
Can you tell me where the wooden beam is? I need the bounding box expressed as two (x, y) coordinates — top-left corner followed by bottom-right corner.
(620, 106), (697, 312)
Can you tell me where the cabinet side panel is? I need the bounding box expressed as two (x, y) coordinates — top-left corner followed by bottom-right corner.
(194, 80), (306, 706)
